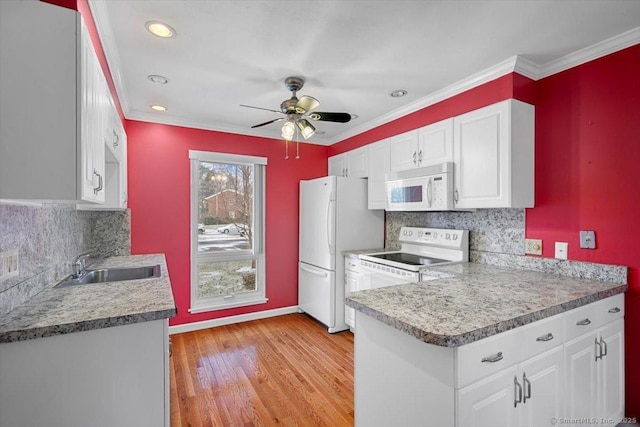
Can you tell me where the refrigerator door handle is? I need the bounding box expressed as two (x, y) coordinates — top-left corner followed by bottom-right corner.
(327, 199), (335, 255)
(300, 263), (329, 277)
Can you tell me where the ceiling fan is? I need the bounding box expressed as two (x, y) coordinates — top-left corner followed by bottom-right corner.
(240, 76), (352, 141)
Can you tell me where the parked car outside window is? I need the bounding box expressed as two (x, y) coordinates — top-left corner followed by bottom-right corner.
(217, 224), (248, 236)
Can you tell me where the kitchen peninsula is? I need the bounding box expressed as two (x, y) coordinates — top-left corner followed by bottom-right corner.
(346, 262), (627, 427)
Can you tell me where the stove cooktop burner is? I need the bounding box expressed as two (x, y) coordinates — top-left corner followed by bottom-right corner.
(369, 252), (450, 266)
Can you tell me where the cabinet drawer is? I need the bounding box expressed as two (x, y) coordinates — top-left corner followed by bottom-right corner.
(520, 313), (564, 361)
(345, 258), (360, 272)
(455, 327), (522, 388)
(564, 294), (624, 341)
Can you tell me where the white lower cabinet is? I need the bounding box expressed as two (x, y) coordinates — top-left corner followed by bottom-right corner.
(0, 320), (170, 427)
(564, 318), (624, 426)
(457, 346), (564, 427)
(354, 294), (625, 427)
(344, 257), (360, 329)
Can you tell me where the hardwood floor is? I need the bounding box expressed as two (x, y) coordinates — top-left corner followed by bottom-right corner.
(170, 314), (355, 427)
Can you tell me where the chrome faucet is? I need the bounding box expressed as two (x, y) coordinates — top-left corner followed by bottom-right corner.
(71, 252), (92, 278)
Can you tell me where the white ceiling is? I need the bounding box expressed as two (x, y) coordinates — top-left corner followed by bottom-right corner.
(89, 0), (640, 145)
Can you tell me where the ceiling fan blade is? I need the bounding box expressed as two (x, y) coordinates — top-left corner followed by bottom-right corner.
(295, 95), (320, 113)
(240, 104), (284, 115)
(251, 118), (284, 128)
(308, 112), (352, 123)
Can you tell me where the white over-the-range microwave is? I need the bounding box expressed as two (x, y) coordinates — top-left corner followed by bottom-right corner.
(385, 162), (456, 211)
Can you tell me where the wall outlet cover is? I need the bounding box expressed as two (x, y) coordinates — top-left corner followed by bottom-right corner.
(525, 238), (543, 255)
(580, 230), (596, 249)
(555, 242), (568, 260)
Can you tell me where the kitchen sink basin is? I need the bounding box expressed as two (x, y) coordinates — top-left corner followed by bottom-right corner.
(55, 265), (161, 288)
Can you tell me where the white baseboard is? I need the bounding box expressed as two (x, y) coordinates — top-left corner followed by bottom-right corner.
(168, 305), (300, 335)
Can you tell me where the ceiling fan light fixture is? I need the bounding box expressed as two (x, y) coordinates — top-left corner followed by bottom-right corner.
(281, 121), (295, 141)
(150, 104), (167, 112)
(297, 119), (316, 139)
(295, 96), (320, 114)
(147, 74), (168, 84)
(145, 21), (176, 38)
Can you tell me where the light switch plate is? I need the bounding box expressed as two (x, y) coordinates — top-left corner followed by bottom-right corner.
(580, 230), (596, 249)
(555, 242), (568, 260)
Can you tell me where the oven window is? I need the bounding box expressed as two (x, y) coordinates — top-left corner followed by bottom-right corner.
(390, 185), (423, 203)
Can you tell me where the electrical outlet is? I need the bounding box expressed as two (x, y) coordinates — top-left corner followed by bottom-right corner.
(0, 249), (19, 281)
(525, 239), (543, 255)
(580, 230), (596, 249)
(555, 242), (568, 260)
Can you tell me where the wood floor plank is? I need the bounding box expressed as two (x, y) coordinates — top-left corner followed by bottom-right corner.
(170, 313), (354, 426)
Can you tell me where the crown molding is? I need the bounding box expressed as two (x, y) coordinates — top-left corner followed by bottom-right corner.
(537, 26), (640, 79)
(88, 0), (131, 116)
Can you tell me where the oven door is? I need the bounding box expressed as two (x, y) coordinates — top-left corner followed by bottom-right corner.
(359, 261), (420, 290)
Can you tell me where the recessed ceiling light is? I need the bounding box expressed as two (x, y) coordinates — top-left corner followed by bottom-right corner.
(150, 105), (167, 112)
(390, 89), (408, 98)
(147, 74), (168, 84)
(315, 130), (326, 135)
(145, 21), (176, 38)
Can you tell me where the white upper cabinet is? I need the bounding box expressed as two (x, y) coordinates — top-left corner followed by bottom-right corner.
(453, 99), (534, 209)
(367, 139), (390, 209)
(389, 130), (419, 171)
(328, 146), (368, 178)
(418, 118), (454, 165)
(0, 1), (109, 203)
(388, 120), (453, 172)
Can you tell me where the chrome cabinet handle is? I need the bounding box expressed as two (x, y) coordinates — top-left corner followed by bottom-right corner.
(514, 376), (523, 408)
(454, 189), (459, 203)
(93, 169), (103, 194)
(345, 167), (348, 177)
(595, 337), (603, 361)
(523, 372), (532, 403)
(413, 151), (417, 165)
(418, 150), (422, 165)
(113, 129), (119, 147)
(576, 318), (591, 326)
(536, 333), (554, 342)
(608, 307), (621, 313)
(481, 351), (503, 363)
(600, 337), (608, 358)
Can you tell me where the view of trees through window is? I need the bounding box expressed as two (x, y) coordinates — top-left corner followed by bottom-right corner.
(196, 161), (256, 298)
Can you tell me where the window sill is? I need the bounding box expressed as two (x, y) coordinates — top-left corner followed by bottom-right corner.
(188, 297), (269, 314)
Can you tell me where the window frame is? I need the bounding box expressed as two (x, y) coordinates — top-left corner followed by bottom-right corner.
(188, 150), (267, 313)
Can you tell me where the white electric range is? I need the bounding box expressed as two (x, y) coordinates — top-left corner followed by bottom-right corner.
(359, 227), (469, 289)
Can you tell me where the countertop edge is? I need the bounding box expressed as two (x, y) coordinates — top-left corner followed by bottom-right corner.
(347, 284), (627, 347)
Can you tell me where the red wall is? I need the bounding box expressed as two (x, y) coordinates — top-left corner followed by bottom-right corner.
(126, 121), (328, 326)
(526, 44), (640, 416)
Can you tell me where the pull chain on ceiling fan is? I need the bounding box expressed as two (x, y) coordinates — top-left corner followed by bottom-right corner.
(241, 76), (352, 146)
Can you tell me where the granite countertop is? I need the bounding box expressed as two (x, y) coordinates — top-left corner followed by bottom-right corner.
(0, 254), (176, 343)
(346, 262), (627, 348)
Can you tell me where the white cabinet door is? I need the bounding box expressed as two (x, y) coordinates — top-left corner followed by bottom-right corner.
(418, 118), (454, 165)
(518, 347), (564, 427)
(564, 331), (599, 423)
(328, 153), (346, 176)
(347, 146), (369, 178)
(453, 99), (534, 209)
(598, 319), (624, 422)
(457, 365), (519, 427)
(389, 130), (419, 171)
(367, 139), (390, 209)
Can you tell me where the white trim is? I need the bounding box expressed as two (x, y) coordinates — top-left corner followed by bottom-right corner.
(189, 297), (269, 314)
(169, 306), (300, 335)
(513, 56), (541, 81)
(188, 150), (267, 165)
(538, 26), (640, 79)
(87, 0), (130, 116)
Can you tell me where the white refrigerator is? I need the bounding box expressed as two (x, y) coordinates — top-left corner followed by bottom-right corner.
(298, 176), (384, 333)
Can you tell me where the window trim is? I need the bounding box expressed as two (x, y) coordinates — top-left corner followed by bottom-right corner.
(188, 150), (268, 313)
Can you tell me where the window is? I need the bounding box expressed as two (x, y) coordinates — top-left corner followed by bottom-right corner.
(189, 150), (267, 312)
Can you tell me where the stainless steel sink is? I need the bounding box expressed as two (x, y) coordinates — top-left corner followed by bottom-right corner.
(55, 265), (161, 288)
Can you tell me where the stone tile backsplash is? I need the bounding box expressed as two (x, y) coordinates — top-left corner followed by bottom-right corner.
(0, 203), (130, 315)
(386, 208), (525, 254)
